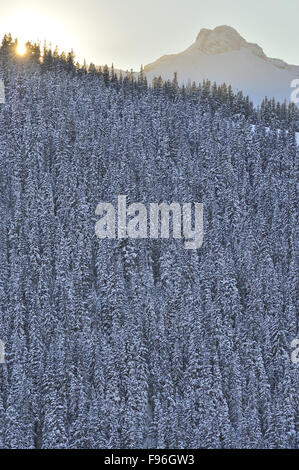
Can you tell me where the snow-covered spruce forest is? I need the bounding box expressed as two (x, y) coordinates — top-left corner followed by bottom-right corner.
(0, 37), (298, 449)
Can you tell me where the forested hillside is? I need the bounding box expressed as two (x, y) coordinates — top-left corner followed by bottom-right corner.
(0, 36), (298, 449)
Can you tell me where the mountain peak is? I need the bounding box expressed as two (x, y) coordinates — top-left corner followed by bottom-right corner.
(196, 25), (242, 42)
(194, 25), (266, 57)
(143, 25), (299, 105)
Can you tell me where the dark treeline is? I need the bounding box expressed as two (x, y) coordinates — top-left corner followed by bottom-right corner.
(1, 33), (299, 131)
(0, 34), (298, 449)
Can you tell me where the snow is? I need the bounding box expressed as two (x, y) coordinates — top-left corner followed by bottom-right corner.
(144, 25), (299, 106)
(251, 124), (299, 146)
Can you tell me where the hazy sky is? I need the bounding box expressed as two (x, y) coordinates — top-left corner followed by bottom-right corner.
(0, 0), (298, 70)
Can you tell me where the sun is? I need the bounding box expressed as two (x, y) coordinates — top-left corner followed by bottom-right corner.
(17, 43), (27, 56)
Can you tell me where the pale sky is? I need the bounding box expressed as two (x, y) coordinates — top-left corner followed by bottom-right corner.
(0, 0), (298, 70)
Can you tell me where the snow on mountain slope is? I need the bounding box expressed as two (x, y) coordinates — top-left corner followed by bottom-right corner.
(144, 26), (299, 106)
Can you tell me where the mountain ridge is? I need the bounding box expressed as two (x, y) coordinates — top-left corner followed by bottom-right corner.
(143, 25), (299, 105)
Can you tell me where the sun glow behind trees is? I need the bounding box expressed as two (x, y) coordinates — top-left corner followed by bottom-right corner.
(16, 43), (26, 56)
(1, 7), (79, 61)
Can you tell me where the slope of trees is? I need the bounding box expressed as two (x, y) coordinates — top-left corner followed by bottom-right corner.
(0, 36), (298, 449)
